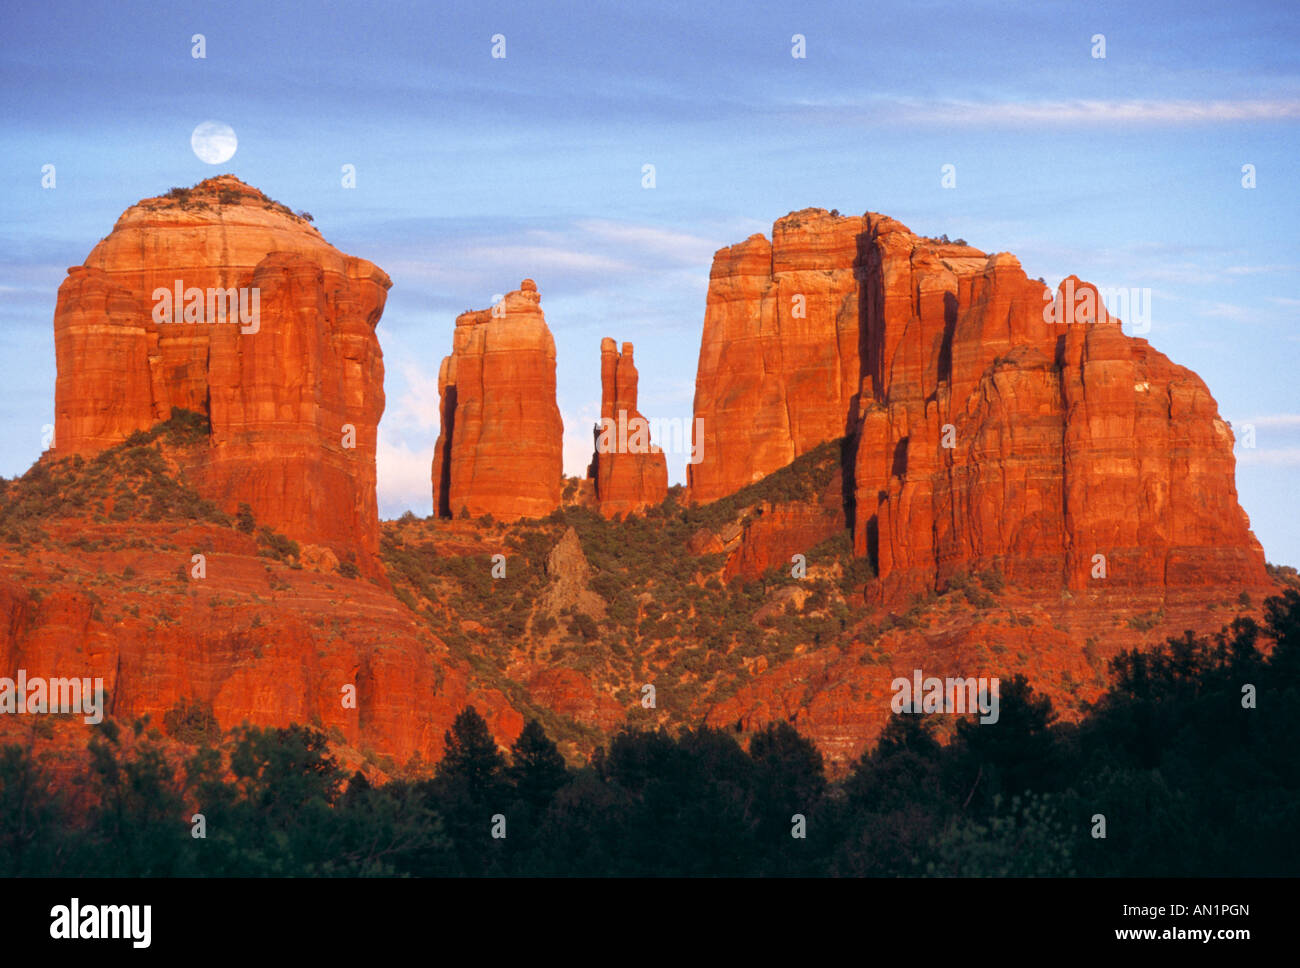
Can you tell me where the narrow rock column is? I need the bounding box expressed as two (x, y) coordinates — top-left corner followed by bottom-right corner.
(588, 337), (667, 517)
(432, 279), (564, 521)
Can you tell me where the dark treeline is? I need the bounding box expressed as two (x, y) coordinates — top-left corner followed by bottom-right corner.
(4, 589), (1299, 877)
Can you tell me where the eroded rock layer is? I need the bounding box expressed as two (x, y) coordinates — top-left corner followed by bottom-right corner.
(690, 209), (1268, 600)
(688, 210), (865, 503)
(52, 175), (390, 563)
(431, 280), (564, 521)
(588, 338), (668, 517)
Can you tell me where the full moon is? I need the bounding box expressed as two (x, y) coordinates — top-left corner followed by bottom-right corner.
(191, 121), (238, 165)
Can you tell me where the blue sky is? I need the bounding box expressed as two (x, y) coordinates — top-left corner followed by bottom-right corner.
(3, 0), (1298, 564)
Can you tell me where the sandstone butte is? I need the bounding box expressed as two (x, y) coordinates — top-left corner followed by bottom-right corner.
(432, 280), (564, 521)
(586, 338), (668, 517)
(10, 188), (1283, 779)
(689, 208), (1270, 602)
(16, 176), (525, 772)
(51, 174), (390, 572)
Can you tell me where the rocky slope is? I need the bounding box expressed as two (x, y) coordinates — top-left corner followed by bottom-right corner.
(383, 441), (1284, 772)
(0, 421), (523, 772)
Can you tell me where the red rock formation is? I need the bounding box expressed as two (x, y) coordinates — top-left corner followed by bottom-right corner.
(0, 515), (524, 771)
(588, 338), (668, 516)
(852, 219), (1267, 599)
(431, 280), (564, 521)
(688, 210), (867, 503)
(21, 187), (1278, 783)
(722, 468), (848, 582)
(525, 668), (624, 731)
(51, 175), (390, 566)
(690, 209), (1269, 602)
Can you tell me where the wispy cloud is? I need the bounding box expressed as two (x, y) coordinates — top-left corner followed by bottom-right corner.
(1236, 448), (1300, 466)
(1226, 265), (1300, 276)
(372, 216), (735, 304)
(375, 435), (433, 518)
(573, 219), (719, 265)
(1201, 302), (1254, 322)
(1230, 415), (1300, 468)
(387, 360), (441, 436)
(457, 243), (632, 276)
(791, 96), (1300, 126)
(561, 400), (602, 479)
(1235, 414), (1300, 429)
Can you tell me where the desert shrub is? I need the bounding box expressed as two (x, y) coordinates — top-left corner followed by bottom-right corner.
(162, 697), (222, 746)
(1127, 610), (1164, 632)
(257, 527), (300, 562)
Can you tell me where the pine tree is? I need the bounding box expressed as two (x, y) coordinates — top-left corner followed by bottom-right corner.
(956, 674), (1059, 800)
(508, 719), (568, 810)
(437, 706), (506, 800)
(430, 707), (509, 874)
(749, 720), (826, 808)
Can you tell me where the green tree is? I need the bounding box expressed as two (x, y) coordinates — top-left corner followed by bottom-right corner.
(189, 724), (345, 875)
(329, 775), (453, 876)
(86, 721), (193, 875)
(437, 707), (506, 798)
(0, 744), (73, 876)
(955, 674), (1060, 806)
(424, 707), (509, 875)
(749, 721), (828, 873)
(508, 719), (568, 810)
(927, 792), (1074, 876)
(834, 715), (956, 876)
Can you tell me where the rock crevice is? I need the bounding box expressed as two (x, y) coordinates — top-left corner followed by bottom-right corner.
(689, 209), (1268, 599)
(587, 337), (668, 517)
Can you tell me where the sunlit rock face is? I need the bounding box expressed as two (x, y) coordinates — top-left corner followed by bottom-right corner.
(52, 175), (390, 564)
(588, 338), (668, 518)
(690, 209), (1268, 601)
(432, 279), (564, 522)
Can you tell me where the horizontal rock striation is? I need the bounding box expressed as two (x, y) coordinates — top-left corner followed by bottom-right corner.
(689, 209), (1268, 600)
(588, 338), (668, 517)
(431, 280), (564, 521)
(52, 175), (390, 564)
